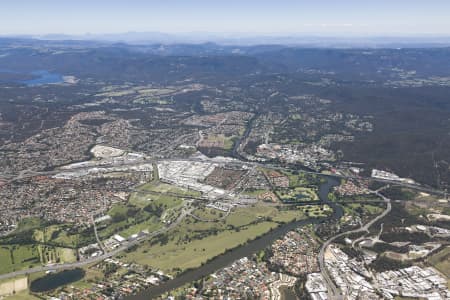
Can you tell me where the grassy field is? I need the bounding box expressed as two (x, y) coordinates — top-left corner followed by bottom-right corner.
(200, 134), (236, 150)
(95, 182), (199, 239)
(33, 227), (77, 264)
(0, 219), (85, 276)
(427, 246), (450, 278)
(41, 225), (94, 249)
(0, 247), (13, 274)
(285, 171), (322, 188)
(3, 291), (40, 300)
(70, 266), (104, 289)
(121, 203), (305, 275)
(117, 218), (161, 238)
(95, 204), (163, 239)
(191, 207), (225, 221)
(301, 205), (332, 218)
(41, 246), (76, 264)
(33, 225), (59, 244)
(226, 205), (304, 227)
(0, 245), (40, 274)
(130, 190), (184, 209)
(0, 244), (77, 275)
(343, 203), (384, 217)
(12, 218), (48, 235)
(276, 187), (318, 202)
(122, 220), (277, 274)
(138, 182), (201, 197)
(271, 209), (305, 223)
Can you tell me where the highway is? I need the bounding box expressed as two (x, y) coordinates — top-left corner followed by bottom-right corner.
(0, 206), (193, 282)
(0, 155), (444, 285)
(317, 190), (391, 299)
(4, 155), (446, 198)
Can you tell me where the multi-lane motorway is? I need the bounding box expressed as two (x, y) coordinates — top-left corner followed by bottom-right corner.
(318, 190), (392, 299)
(0, 206), (193, 281)
(0, 156), (445, 288)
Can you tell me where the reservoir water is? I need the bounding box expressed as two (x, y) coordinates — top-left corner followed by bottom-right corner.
(0, 69), (63, 86)
(30, 268), (85, 292)
(22, 70), (64, 86)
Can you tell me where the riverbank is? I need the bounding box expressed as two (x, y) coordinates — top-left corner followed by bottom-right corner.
(126, 176), (341, 299)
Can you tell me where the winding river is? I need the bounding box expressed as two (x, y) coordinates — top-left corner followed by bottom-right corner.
(126, 175), (342, 299)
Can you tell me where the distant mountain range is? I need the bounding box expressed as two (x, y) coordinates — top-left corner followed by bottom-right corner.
(2, 32), (450, 48)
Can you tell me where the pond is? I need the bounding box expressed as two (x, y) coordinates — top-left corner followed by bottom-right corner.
(30, 268), (85, 292)
(22, 70), (64, 86)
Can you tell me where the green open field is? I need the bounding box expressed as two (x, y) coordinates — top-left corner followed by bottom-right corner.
(226, 205), (304, 227)
(95, 204), (163, 239)
(276, 187), (318, 202)
(284, 171), (322, 188)
(0, 218), (85, 276)
(138, 182), (201, 197)
(109, 182), (201, 237)
(33, 225), (59, 244)
(200, 134), (236, 151)
(50, 228), (80, 247)
(342, 203), (384, 217)
(427, 246), (450, 278)
(95, 182), (200, 239)
(0, 245), (40, 274)
(121, 203), (305, 275)
(191, 207), (225, 221)
(122, 219), (277, 274)
(13, 218), (47, 233)
(32, 227), (77, 263)
(69, 265), (104, 290)
(37, 225), (95, 249)
(39, 246), (76, 264)
(300, 205), (332, 218)
(0, 243), (76, 276)
(3, 291), (40, 300)
(130, 189), (184, 209)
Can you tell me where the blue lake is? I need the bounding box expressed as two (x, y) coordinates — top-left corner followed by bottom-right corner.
(30, 268), (85, 292)
(22, 70), (64, 86)
(0, 68), (64, 86)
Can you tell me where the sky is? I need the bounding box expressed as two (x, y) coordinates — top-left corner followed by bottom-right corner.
(1, 0), (450, 36)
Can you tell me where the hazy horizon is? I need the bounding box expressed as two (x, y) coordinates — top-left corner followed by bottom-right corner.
(1, 0), (450, 36)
